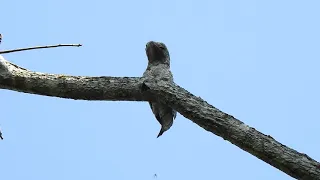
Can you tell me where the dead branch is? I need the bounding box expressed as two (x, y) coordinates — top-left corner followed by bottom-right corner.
(0, 44), (82, 54)
(0, 54), (319, 179)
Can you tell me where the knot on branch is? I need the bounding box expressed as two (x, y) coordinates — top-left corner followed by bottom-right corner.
(140, 78), (173, 103)
(140, 79), (159, 102)
(140, 78), (174, 97)
(141, 81), (151, 92)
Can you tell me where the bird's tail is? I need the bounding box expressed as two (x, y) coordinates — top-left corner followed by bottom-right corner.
(157, 128), (165, 138)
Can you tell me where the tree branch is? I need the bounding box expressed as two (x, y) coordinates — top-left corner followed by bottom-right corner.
(143, 80), (320, 179)
(0, 44), (82, 54)
(0, 55), (319, 179)
(0, 55), (144, 101)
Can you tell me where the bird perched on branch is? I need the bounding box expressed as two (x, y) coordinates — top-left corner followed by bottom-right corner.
(143, 41), (177, 138)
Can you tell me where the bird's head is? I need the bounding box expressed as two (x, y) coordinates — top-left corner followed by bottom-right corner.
(145, 41), (170, 66)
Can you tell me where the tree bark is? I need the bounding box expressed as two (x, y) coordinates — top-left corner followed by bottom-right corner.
(0, 55), (319, 179)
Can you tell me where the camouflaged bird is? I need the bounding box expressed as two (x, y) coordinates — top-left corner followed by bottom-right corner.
(143, 41), (177, 138)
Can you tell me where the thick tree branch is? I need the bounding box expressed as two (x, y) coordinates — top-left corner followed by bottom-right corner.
(0, 55), (144, 101)
(0, 55), (319, 179)
(143, 80), (320, 180)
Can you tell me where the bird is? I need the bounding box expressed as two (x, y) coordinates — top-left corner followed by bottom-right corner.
(143, 41), (177, 138)
(0, 33), (2, 44)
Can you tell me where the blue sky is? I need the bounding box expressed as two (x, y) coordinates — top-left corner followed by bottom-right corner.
(1, 0), (319, 179)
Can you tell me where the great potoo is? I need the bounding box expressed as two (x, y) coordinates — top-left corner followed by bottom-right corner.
(143, 41), (177, 138)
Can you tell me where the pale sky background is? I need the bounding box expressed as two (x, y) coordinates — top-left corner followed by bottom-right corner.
(0, 0), (319, 179)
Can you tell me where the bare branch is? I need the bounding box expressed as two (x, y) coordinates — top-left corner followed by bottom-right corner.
(0, 56), (144, 101)
(143, 80), (320, 180)
(0, 55), (319, 179)
(0, 44), (82, 54)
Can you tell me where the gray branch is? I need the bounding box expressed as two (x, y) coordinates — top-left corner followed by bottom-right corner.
(0, 55), (319, 179)
(0, 55), (144, 101)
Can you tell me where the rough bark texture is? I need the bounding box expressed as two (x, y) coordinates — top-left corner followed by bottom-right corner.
(0, 56), (145, 101)
(1, 55), (319, 179)
(143, 80), (320, 180)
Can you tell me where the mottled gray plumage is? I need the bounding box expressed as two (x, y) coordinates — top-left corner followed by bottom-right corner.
(143, 41), (177, 138)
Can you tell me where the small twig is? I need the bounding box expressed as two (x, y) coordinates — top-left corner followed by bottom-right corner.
(0, 44), (82, 54)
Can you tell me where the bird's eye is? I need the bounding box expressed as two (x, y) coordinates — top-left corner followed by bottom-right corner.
(159, 45), (165, 50)
(158, 43), (167, 50)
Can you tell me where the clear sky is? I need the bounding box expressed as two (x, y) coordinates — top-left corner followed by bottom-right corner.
(1, 0), (319, 179)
